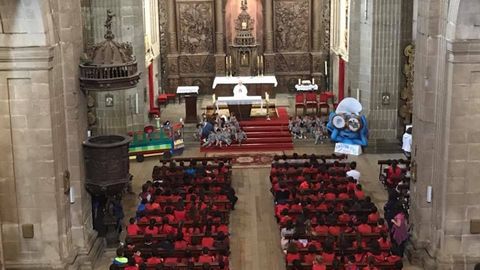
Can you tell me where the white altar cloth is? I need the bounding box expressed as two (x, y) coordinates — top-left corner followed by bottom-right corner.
(295, 84), (319, 91)
(176, 86), (199, 94)
(212, 76), (278, 88)
(215, 96), (263, 111)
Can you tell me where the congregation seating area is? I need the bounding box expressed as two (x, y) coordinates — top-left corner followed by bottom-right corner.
(269, 154), (403, 270)
(117, 157), (236, 270)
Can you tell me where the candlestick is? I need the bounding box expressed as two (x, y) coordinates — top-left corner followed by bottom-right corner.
(260, 55), (264, 76)
(298, 78), (301, 85)
(257, 56), (260, 75)
(324, 61), (328, 76)
(312, 78), (315, 85)
(225, 56), (228, 76)
(229, 56), (232, 76)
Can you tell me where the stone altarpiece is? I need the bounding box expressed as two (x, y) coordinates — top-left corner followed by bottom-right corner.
(162, 0), (330, 93)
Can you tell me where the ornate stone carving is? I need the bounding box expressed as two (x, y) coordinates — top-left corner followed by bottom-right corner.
(178, 55), (215, 74)
(178, 2), (214, 54)
(400, 44), (414, 124)
(321, 0), (330, 52)
(274, 0), (309, 52)
(159, 0), (168, 90)
(275, 53), (310, 72)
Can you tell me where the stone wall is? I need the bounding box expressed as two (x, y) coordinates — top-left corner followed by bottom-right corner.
(410, 0), (480, 268)
(0, 0), (98, 268)
(336, 0), (412, 143)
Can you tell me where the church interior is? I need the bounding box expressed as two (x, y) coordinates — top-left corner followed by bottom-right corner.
(1, 0), (480, 269)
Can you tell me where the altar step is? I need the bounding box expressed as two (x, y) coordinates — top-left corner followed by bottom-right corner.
(200, 106), (293, 152)
(201, 142), (293, 152)
(246, 131), (291, 138)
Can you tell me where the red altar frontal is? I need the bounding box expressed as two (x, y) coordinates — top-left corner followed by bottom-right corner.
(212, 76), (277, 98)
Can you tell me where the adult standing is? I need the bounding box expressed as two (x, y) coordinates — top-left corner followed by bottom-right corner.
(233, 80), (248, 97)
(402, 127), (412, 160)
(391, 207), (409, 257)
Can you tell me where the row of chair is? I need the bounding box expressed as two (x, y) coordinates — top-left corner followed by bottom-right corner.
(295, 92), (334, 116)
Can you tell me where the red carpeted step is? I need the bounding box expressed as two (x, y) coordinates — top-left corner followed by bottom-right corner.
(246, 131), (292, 138)
(241, 137), (292, 143)
(239, 121), (289, 127)
(200, 142), (294, 152)
(242, 126), (290, 132)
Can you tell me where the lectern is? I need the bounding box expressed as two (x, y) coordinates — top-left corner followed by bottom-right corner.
(177, 86), (199, 123)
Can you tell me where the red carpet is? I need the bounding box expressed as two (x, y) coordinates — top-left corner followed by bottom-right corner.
(200, 107), (293, 152)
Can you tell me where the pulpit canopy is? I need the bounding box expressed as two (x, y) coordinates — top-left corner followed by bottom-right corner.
(79, 10), (141, 91)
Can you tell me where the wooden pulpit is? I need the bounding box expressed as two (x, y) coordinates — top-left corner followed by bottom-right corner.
(177, 86), (199, 123)
(184, 94), (198, 123)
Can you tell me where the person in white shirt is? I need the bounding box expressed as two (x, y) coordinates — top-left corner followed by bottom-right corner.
(233, 80), (248, 97)
(402, 127), (412, 160)
(346, 161), (361, 182)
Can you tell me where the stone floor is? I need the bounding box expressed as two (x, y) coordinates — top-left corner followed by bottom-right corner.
(93, 95), (422, 269)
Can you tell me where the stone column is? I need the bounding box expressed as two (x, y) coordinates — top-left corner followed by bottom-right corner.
(311, 0), (328, 87)
(167, 0), (178, 54)
(167, 0), (180, 92)
(346, 0), (406, 147)
(214, 0), (226, 75)
(263, 0), (275, 74)
(311, 0), (322, 52)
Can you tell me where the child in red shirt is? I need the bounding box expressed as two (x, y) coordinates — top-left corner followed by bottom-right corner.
(377, 232), (392, 250)
(368, 207), (380, 223)
(354, 184), (365, 200)
(127, 218), (142, 236)
(201, 230), (215, 248)
(312, 255), (327, 270)
(146, 251), (162, 265)
(285, 244), (301, 264)
(144, 219), (159, 235)
(198, 248), (215, 263)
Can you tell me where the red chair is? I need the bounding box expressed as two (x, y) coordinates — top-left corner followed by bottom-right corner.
(295, 94), (306, 115)
(158, 94), (168, 107)
(305, 92), (318, 114)
(319, 93), (330, 116)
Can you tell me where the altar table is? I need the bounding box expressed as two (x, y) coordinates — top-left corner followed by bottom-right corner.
(212, 76), (277, 98)
(216, 96), (263, 120)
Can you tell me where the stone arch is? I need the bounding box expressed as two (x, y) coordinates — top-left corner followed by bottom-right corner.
(446, 0), (480, 40)
(0, 0), (54, 46)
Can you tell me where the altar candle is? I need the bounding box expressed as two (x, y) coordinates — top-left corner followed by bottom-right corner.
(212, 93), (216, 104)
(298, 78), (301, 85)
(312, 78), (315, 85)
(324, 61), (328, 76)
(257, 56), (260, 70)
(260, 55), (264, 74)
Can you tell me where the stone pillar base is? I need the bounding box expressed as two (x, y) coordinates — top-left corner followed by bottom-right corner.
(167, 54), (180, 93)
(214, 54), (227, 76)
(263, 53), (275, 75)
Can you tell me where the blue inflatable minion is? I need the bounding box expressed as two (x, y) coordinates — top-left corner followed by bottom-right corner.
(326, 97), (368, 146)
